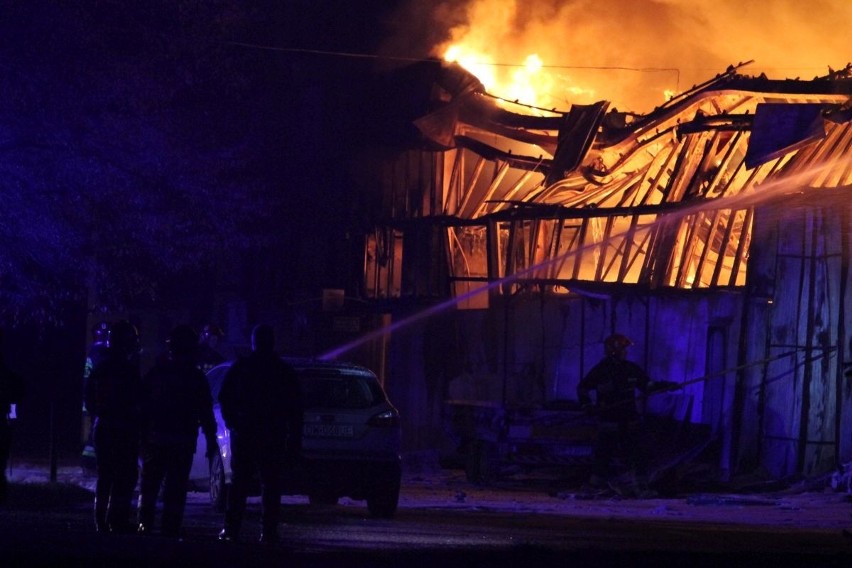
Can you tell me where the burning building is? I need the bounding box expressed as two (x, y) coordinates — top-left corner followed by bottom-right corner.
(351, 58), (852, 484)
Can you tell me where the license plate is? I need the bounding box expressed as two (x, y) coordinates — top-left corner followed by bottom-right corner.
(304, 423), (354, 438)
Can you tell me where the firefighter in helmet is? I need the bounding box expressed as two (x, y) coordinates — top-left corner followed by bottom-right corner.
(577, 333), (653, 496)
(137, 325), (217, 538)
(84, 320), (142, 533)
(81, 321), (110, 470)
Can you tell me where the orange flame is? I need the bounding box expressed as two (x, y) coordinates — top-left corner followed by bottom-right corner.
(423, 0), (852, 114)
(442, 44), (593, 112)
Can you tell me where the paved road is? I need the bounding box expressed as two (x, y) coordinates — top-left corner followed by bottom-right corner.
(2, 462), (852, 567)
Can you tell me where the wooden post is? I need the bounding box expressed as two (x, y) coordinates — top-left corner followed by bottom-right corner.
(796, 210), (817, 473)
(835, 204), (849, 466)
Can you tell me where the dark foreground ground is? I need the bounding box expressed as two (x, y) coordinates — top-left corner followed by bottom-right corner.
(2, 454), (852, 567)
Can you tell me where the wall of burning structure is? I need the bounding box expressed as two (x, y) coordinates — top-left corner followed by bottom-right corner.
(739, 189), (852, 477)
(359, 61), (852, 479)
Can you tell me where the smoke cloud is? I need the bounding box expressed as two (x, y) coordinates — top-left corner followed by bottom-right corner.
(383, 0), (851, 112)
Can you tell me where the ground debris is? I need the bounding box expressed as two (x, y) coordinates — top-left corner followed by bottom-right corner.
(685, 494), (779, 506)
(553, 487), (616, 501)
(830, 462), (852, 494)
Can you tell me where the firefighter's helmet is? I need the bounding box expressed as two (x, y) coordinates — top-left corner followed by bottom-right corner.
(107, 320), (140, 354)
(168, 324), (198, 356)
(604, 333), (633, 356)
(251, 324), (275, 353)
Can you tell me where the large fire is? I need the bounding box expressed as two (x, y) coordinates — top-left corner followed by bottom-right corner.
(443, 45), (592, 112)
(426, 0), (852, 114)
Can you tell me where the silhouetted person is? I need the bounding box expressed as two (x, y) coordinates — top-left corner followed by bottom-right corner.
(0, 329), (24, 505)
(137, 325), (218, 538)
(218, 324), (301, 544)
(197, 323), (226, 374)
(577, 333), (652, 495)
(84, 320), (142, 533)
(81, 321), (110, 470)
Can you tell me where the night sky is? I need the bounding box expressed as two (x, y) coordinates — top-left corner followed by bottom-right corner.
(0, 1), (414, 320)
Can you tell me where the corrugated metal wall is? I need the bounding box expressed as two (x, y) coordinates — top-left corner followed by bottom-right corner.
(744, 201), (850, 478)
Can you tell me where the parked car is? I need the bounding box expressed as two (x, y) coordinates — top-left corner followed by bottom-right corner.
(188, 358), (402, 518)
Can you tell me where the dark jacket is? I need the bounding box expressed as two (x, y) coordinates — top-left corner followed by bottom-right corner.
(218, 352), (301, 454)
(84, 349), (141, 432)
(577, 355), (650, 424)
(140, 355), (217, 451)
(197, 344), (225, 374)
(84, 341), (109, 381)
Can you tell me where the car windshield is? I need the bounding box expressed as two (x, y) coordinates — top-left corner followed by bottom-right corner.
(299, 372), (383, 409)
(207, 362), (386, 409)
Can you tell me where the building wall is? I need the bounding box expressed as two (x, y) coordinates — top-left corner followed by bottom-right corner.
(743, 201), (851, 478)
(841, 206), (852, 470)
(376, 201), (852, 480)
(384, 291), (745, 460)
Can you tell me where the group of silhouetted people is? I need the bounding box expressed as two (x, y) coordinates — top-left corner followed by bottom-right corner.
(84, 321), (301, 542)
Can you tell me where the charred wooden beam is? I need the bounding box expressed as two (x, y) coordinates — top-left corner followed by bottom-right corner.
(455, 135), (550, 172)
(677, 113), (754, 136)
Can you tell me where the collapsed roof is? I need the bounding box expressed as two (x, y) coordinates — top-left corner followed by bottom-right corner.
(386, 61), (852, 294)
